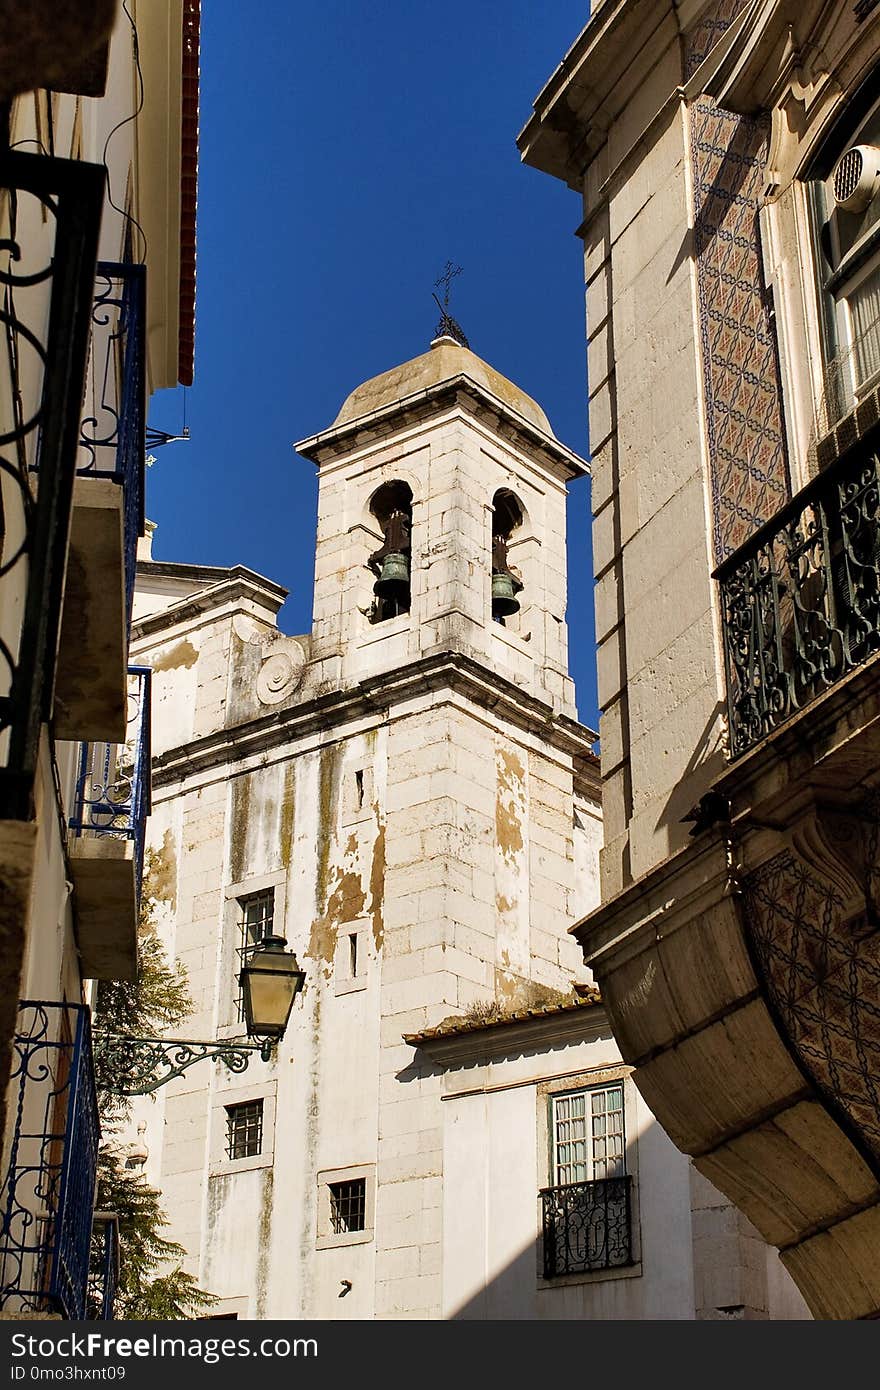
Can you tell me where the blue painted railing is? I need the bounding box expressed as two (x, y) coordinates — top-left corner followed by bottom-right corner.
(88, 1214), (119, 1320)
(68, 666), (152, 901)
(0, 1002), (100, 1319)
(76, 260), (146, 627)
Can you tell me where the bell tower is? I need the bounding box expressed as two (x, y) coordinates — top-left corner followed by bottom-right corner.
(130, 332), (599, 1322)
(296, 335), (586, 716)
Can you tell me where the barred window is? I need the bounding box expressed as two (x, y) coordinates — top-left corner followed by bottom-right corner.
(328, 1178), (366, 1234)
(225, 1100), (263, 1161)
(236, 889), (275, 1021)
(551, 1083), (625, 1186)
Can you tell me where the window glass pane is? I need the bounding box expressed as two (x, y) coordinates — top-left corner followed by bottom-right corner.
(552, 1084), (626, 1185)
(329, 1178), (366, 1234)
(850, 265), (880, 386)
(225, 1100), (263, 1160)
(236, 889), (275, 1021)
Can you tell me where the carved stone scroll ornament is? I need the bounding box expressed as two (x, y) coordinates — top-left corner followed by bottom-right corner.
(785, 799), (871, 919)
(255, 637), (307, 706)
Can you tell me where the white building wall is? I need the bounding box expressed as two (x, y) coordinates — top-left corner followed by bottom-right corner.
(128, 343), (809, 1320)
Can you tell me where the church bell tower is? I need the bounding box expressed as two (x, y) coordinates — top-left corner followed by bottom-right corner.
(296, 333), (585, 716)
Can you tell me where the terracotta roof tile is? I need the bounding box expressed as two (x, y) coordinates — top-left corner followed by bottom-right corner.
(403, 989), (602, 1046)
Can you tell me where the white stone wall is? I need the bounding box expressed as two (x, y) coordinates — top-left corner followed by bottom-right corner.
(127, 348), (605, 1318)
(588, 101), (725, 897)
(439, 1022), (810, 1320)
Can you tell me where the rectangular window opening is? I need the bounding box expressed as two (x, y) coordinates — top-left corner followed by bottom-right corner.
(552, 1083), (625, 1186)
(349, 932), (358, 979)
(355, 769), (364, 809)
(225, 1099), (264, 1161)
(236, 888), (275, 1022)
(329, 1178), (366, 1234)
(542, 1081), (632, 1278)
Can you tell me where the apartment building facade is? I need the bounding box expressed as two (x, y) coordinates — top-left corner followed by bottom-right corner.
(520, 0), (880, 1318)
(0, 0), (198, 1319)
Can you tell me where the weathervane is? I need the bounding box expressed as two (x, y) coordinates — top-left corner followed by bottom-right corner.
(432, 260), (470, 349)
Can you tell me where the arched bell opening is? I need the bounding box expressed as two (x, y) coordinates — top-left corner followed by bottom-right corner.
(491, 489), (525, 627)
(367, 480), (413, 624)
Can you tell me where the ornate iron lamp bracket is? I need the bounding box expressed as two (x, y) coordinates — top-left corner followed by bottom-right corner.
(93, 1032), (273, 1096)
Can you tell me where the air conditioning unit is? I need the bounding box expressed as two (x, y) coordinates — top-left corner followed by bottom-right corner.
(832, 145), (880, 214)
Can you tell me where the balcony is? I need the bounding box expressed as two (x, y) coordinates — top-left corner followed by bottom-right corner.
(574, 427), (880, 1318)
(68, 666), (152, 981)
(715, 431), (880, 759)
(540, 1176), (633, 1278)
(0, 149), (104, 1155)
(87, 1214), (119, 1320)
(0, 1003), (100, 1320)
(53, 260), (146, 746)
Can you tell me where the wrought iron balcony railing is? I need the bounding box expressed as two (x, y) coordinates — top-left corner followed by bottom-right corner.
(540, 1175), (633, 1278)
(69, 666), (152, 896)
(715, 435), (880, 758)
(0, 150), (104, 821)
(76, 260), (146, 626)
(87, 1213), (119, 1320)
(0, 1002), (100, 1319)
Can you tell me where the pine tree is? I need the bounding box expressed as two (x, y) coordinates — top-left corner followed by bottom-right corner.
(92, 850), (216, 1319)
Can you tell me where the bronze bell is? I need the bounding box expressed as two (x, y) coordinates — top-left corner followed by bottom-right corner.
(373, 551), (410, 600)
(492, 570), (520, 618)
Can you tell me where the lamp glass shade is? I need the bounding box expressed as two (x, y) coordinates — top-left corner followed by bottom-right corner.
(240, 936), (305, 1042)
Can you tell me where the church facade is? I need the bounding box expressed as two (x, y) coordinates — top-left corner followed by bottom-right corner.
(125, 338), (808, 1318)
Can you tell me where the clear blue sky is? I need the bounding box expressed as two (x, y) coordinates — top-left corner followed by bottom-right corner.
(146, 1), (598, 729)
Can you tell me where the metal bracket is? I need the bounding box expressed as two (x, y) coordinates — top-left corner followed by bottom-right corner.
(93, 1032), (273, 1095)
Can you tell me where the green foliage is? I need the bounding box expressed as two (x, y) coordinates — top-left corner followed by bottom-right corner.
(93, 1146), (215, 1321)
(95, 850), (192, 1041)
(96, 923), (192, 1038)
(93, 862), (216, 1320)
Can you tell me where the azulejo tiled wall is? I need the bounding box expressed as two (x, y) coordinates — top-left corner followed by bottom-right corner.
(743, 825), (880, 1167)
(687, 0), (791, 563)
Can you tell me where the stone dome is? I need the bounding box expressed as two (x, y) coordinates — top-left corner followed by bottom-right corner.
(332, 338), (555, 436)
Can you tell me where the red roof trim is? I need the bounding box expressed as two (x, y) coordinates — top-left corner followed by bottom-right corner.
(178, 0), (199, 386)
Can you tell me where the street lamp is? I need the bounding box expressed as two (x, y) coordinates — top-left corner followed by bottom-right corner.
(239, 935), (306, 1054)
(94, 937), (306, 1095)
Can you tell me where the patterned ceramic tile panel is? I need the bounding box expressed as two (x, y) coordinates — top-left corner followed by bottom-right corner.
(743, 834), (880, 1164)
(687, 0), (791, 563)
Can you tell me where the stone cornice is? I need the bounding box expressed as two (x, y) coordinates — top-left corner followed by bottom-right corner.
(149, 649), (598, 789)
(702, 0), (861, 116)
(517, 0), (691, 189)
(295, 378), (587, 482)
(132, 567), (288, 641)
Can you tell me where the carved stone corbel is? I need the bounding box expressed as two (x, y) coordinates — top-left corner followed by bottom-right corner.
(783, 796), (870, 919)
(764, 34), (840, 196)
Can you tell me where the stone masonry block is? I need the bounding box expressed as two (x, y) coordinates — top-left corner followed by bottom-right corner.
(375, 1274), (440, 1316)
(379, 1009), (428, 1049)
(625, 557), (713, 679)
(382, 972), (458, 1017)
(376, 1149), (444, 1186)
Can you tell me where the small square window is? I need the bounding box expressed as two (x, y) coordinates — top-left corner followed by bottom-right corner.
(334, 920), (369, 995)
(225, 1100), (263, 1161)
(236, 889), (275, 1021)
(316, 1164), (375, 1248)
(329, 1178), (366, 1234)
